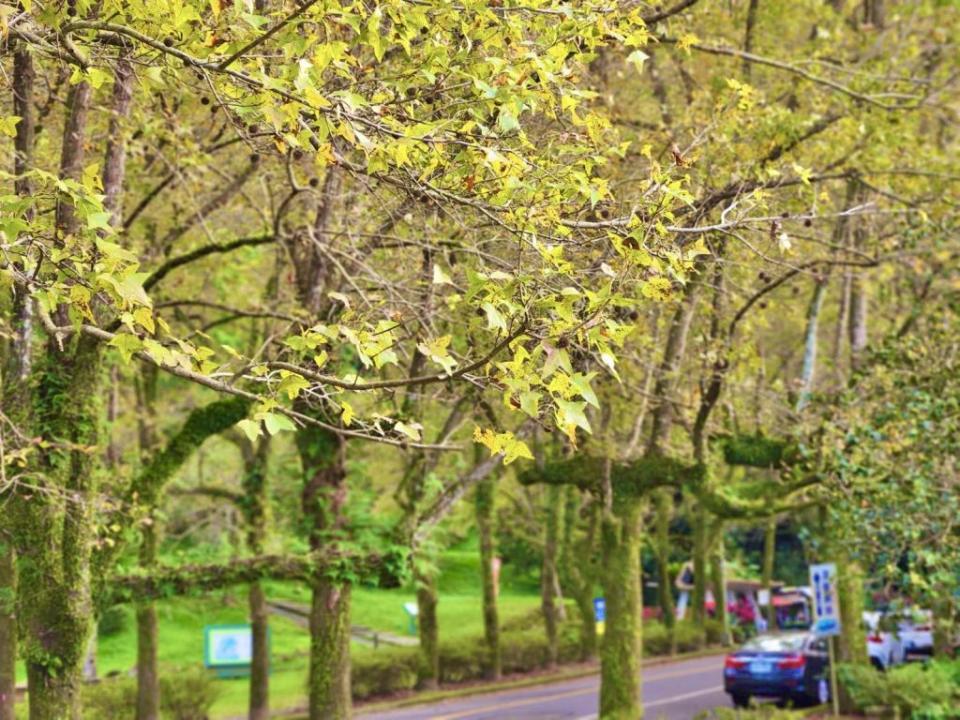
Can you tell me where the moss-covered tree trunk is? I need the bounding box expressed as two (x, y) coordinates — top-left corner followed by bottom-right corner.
(476, 477), (501, 679)
(241, 438), (271, 720)
(762, 518), (777, 630)
(0, 546), (15, 720)
(652, 489), (676, 653)
(416, 572), (440, 688)
(136, 523), (160, 720)
(2, 36), (36, 720)
(541, 485), (563, 668)
(562, 487), (597, 661)
(598, 498), (643, 720)
(309, 580), (351, 720)
(298, 425), (351, 720)
(691, 506), (708, 630)
(708, 524), (730, 646)
(20, 336), (102, 720)
(248, 582), (270, 720)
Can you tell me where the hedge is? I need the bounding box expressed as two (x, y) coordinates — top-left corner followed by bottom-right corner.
(352, 617), (720, 701)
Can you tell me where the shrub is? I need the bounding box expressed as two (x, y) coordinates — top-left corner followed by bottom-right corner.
(97, 605), (130, 638)
(839, 659), (960, 719)
(643, 622), (671, 656)
(437, 637), (487, 683)
(695, 705), (808, 719)
(673, 620), (706, 652)
(82, 677), (137, 719)
(704, 619), (725, 646)
(351, 647), (419, 700)
(160, 667), (221, 720)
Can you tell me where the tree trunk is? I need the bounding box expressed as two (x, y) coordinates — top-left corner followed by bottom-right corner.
(691, 507), (708, 631)
(136, 524), (160, 720)
(796, 279), (827, 411)
(476, 478), (501, 679)
(849, 228), (869, 373)
(0, 546), (15, 720)
(598, 498), (643, 720)
(541, 485), (563, 668)
(708, 525), (730, 646)
(308, 580), (351, 720)
(1, 36), (37, 720)
(562, 487), (597, 661)
(21, 338), (102, 720)
(863, 0), (885, 27)
(297, 425), (351, 719)
(742, 0), (760, 79)
(652, 489), (676, 652)
(242, 439), (271, 720)
(762, 518), (777, 630)
(416, 573), (440, 689)
(248, 582), (270, 720)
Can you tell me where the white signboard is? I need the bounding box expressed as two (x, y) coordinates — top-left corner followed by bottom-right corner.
(205, 625), (253, 667)
(809, 563), (841, 637)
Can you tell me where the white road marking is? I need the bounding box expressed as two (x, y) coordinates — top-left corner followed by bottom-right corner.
(573, 685), (726, 720)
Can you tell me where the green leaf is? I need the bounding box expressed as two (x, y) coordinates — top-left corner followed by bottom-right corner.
(556, 399), (592, 435)
(264, 412), (297, 436)
(108, 333), (143, 363)
(237, 419), (262, 442)
(278, 372), (310, 400)
(482, 302), (507, 333)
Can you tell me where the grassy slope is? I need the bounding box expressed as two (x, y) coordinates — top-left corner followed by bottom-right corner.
(26, 543), (542, 717)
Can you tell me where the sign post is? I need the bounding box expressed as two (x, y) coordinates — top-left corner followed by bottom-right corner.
(593, 598), (606, 637)
(809, 563), (841, 716)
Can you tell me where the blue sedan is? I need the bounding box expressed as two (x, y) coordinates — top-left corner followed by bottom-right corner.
(724, 632), (831, 708)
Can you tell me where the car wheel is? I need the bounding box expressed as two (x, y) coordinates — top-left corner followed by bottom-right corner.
(871, 656), (885, 672)
(731, 692), (750, 708)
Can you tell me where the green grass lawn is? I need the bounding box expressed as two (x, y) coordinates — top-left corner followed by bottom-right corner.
(14, 543), (543, 717)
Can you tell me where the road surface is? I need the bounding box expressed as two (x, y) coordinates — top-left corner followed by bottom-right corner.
(359, 655), (730, 719)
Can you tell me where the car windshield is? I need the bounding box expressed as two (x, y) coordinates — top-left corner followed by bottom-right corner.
(741, 635), (807, 652)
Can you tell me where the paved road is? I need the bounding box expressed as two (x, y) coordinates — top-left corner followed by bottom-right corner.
(359, 655), (730, 720)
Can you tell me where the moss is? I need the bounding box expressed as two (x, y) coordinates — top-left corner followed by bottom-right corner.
(598, 498), (643, 720)
(135, 397), (251, 508)
(17, 336), (104, 719)
(476, 477), (501, 679)
(308, 580), (352, 720)
(720, 434), (796, 469)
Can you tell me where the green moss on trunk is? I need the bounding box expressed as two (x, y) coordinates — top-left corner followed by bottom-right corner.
(476, 477), (501, 679)
(652, 489), (676, 653)
(598, 498), (643, 720)
(297, 423), (351, 719)
(308, 580), (352, 720)
(17, 337), (102, 720)
(562, 488), (597, 662)
(135, 602), (159, 720)
(0, 542), (15, 720)
(249, 582), (270, 720)
(541, 485), (563, 668)
(243, 439), (271, 720)
(416, 573), (439, 689)
(691, 507), (707, 630)
(709, 527), (730, 646)
(136, 523), (160, 720)
(762, 519), (777, 630)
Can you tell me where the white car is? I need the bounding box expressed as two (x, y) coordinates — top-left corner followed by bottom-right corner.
(897, 610), (934, 658)
(863, 611), (905, 671)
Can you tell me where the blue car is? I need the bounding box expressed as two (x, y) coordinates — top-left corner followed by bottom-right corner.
(724, 632), (831, 708)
